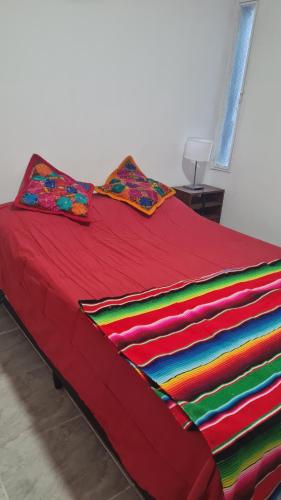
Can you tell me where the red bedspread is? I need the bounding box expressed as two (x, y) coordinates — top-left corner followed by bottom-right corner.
(0, 195), (280, 500)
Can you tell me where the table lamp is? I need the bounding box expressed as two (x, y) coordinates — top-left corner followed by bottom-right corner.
(183, 138), (213, 190)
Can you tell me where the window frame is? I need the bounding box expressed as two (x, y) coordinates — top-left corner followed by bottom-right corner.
(212, 0), (258, 172)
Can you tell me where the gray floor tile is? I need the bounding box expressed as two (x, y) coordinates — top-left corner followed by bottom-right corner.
(0, 329), (43, 375)
(0, 478), (8, 500)
(0, 306), (16, 334)
(0, 365), (78, 447)
(0, 416), (129, 500)
(112, 486), (141, 500)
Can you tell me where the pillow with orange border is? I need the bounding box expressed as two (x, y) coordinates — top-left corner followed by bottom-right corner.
(95, 156), (175, 215)
(14, 154), (94, 223)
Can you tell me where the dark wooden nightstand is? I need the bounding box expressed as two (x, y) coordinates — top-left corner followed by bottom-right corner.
(174, 185), (225, 223)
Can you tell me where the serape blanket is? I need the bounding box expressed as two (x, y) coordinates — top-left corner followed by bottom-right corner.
(80, 260), (281, 499)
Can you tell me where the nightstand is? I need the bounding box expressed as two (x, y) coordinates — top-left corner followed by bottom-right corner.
(174, 185), (225, 223)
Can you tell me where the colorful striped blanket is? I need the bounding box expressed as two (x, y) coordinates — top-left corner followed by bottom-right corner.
(80, 260), (281, 499)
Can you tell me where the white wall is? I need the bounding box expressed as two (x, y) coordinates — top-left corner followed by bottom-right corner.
(0, 0), (235, 203)
(206, 0), (281, 247)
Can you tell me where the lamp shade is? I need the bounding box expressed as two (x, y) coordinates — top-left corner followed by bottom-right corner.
(184, 138), (213, 162)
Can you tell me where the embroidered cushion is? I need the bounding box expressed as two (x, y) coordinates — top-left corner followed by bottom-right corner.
(95, 156), (175, 215)
(14, 154), (94, 223)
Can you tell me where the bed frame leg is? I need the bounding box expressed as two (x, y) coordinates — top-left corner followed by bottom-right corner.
(53, 371), (63, 390)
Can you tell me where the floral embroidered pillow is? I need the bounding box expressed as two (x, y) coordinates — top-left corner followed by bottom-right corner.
(95, 156), (175, 215)
(14, 154), (94, 223)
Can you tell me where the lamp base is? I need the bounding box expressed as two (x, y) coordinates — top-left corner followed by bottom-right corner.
(183, 184), (204, 191)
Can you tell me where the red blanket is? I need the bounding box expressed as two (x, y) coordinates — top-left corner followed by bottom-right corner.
(1, 196), (281, 499)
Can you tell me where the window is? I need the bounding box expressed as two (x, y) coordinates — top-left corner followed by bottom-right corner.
(215, 1), (257, 169)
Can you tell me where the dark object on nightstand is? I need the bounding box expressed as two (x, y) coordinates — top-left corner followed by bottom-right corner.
(174, 184), (225, 223)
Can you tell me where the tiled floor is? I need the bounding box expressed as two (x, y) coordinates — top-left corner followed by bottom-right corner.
(0, 305), (140, 500)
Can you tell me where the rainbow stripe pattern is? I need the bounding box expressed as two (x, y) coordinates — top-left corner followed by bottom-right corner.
(80, 260), (281, 499)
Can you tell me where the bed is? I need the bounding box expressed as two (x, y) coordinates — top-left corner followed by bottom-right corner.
(0, 195), (280, 499)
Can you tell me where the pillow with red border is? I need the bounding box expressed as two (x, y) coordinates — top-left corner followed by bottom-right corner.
(14, 154), (94, 223)
(95, 155), (175, 215)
